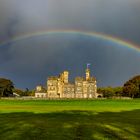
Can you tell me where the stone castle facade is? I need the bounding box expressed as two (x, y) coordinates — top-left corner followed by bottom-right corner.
(35, 67), (99, 98)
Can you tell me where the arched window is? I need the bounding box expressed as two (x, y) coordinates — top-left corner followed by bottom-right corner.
(98, 95), (102, 98)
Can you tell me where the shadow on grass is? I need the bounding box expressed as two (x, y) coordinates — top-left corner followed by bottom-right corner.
(0, 110), (140, 140)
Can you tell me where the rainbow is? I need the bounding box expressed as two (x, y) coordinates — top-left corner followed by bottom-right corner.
(0, 30), (140, 52)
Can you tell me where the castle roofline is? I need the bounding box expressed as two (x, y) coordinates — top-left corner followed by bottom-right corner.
(88, 77), (96, 81)
(48, 76), (58, 80)
(75, 77), (84, 81)
(64, 83), (74, 86)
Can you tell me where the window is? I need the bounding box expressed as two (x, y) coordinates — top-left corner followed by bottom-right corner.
(77, 88), (81, 91)
(77, 83), (82, 86)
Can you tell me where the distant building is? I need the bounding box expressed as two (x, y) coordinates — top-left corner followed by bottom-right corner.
(35, 85), (46, 98)
(35, 65), (99, 98)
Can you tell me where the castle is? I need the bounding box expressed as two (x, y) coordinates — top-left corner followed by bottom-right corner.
(35, 66), (100, 98)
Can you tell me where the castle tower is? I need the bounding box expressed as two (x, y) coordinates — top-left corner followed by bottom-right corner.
(36, 85), (42, 92)
(86, 64), (90, 81)
(63, 71), (69, 83)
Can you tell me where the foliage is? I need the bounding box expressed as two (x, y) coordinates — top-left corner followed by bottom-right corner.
(113, 87), (123, 97)
(123, 75), (140, 98)
(24, 89), (35, 96)
(13, 88), (24, 96)
(13, 88), (35, 96)
(97, 87), (123, 98)
(0, 78), (14, 97)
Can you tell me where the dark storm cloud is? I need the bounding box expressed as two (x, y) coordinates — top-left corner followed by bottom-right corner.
(0, 0), (140, 88)
(1, 34), (140, 89)
(0, 0), (140, 43)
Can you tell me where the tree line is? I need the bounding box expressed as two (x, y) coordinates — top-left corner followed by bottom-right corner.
(1, 75), (140, 98)
(98, 75), (140, 98)
(0, 78), (35, 97)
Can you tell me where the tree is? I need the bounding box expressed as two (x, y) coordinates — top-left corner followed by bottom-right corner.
(113, 87), (123, 97)
(13, 88), (35, 96)
(98, 86), (123, 98)
(12, 88), (24, 96)
(0, 78), (14, 97)
(97, 87), (115, 98)
(123, 75), (140, 98)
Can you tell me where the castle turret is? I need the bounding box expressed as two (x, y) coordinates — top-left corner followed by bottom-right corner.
(86, 68), (90, 81)
(36, 85), (42, 92)
(63, 71), (69, 83)
(86, 64), (90, 81)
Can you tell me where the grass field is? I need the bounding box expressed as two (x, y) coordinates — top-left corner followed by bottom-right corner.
(0, 99), (140, 140)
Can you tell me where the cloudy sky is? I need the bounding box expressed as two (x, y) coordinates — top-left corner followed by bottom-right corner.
(0, 0), (140, 89)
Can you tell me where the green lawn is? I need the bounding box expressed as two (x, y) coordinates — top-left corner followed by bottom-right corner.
(0, 99), (140, 140)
